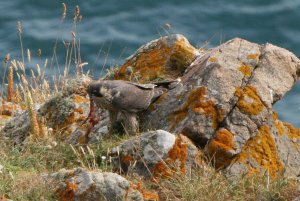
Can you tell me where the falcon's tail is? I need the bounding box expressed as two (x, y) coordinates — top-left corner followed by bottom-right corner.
(151, 78), (181, 103)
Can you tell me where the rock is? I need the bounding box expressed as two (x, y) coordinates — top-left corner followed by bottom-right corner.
(52, 168), (145, 201)
(114, 34), (200, 83)
(110, 130), (203, 179)
(137, 37), (300, 178)
(0, 76), (92, 144)
(0, 101), (24, 130)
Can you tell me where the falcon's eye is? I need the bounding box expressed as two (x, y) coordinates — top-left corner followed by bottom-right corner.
(92, 89), (103, 97)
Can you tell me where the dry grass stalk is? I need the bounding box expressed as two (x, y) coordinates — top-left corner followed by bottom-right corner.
(7, 66), (14, 102)
(17, 21), (25, 65)
(27, 49), (31, 63)
(25, 89), (45, 139)
(62, 3), (67, 20)
(74, 5), (80, 21)
(37, 48), (42, 57)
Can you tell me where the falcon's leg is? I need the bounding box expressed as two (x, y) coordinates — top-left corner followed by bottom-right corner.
(108, 110), (119, 133)
(122, 112), (139, 134)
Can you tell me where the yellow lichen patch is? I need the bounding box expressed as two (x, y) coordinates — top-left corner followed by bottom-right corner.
(237, 125), (284, 178)
(0, 114), (11, 120)
(114, 37), (197, 82)
(283, 123), (300, 140)
(235, 86), (264, 115)
(247, 53), (259, 60)
(283, 123), (300, 149)
(59, 181), (78, 201)
(207, 128), (236, 169)
(272, 112), (285, 135)
(114, 42), (171, 82)
(209, 57), (218, 62)
(169, 87), (224, 130)
(239, 64), (252, 77)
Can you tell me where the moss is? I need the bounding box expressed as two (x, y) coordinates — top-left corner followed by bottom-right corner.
(59, 181), (78, 201)
(272, 112), (285, 136)
(235, 86), (264, 115)
(207, 128), (236, 169)
(169, 87), (224, 130)
(237, 125), (284, 178)
(239, 64), (252, 77)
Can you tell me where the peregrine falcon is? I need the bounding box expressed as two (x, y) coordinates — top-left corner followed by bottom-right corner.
(87, 79), (179, 134)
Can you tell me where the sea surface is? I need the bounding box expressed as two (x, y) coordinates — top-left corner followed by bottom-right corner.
(0, 0), (299, 126)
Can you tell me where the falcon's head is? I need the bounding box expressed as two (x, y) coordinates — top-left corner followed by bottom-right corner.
(87, 81), (103, 98)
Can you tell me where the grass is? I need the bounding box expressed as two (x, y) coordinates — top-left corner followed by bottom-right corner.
(0, 3), (299, 201)
(1, 135), (299, 200)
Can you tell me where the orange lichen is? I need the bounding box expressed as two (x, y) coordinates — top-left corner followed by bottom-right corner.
(272, 112), (285, 135)
(0, 101), (18, 116)
(59, 181), (78, 201)
(283, 123), (300, 140)
(247, 53), (259, 60)
(73, 94), (88, 103)
(237, 125), (284, 178)
(169, 38), (198, 73)
(209, 57), (218, 62)
(239, 64), (252, 77)
(152, 160), (173, 178)
(114, 37), (197, 82)
(152, 135), (190, 179)
(169, 87), (224, 130)
(207, 128), (236, 169)
(235, 86), (264, 115)
(167, 136), (188, 173)
(121, 155), (134, 165)
(131, 181), (160, 201)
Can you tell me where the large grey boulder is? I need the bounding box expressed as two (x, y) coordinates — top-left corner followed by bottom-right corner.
(53, 168), (144, 201)
(139, 38), (300, 178)
(110, 130), (202, 179)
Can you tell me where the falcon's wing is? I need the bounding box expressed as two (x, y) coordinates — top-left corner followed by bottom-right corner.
(126, 81), (156, 89)
(111, 84), (154, 113)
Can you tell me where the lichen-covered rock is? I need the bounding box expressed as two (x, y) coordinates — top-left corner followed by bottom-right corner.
(0, 100), (24, 130)
(140, 38), (300, 178)
(0, 76), (92, 144)
(110, 130), (203, 179)
(114, 34), (200, 83)
(52, 168), (144, 201)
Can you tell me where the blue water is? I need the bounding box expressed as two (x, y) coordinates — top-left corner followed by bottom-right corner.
(0, 0), (299, 126)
